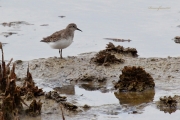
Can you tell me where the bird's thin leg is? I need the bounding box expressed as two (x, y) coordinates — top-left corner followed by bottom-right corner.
(59, 49), (61, 58)
(60, 49), (62, 59)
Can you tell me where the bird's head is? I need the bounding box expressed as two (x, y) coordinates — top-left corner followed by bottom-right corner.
(67, 23), (82, 32)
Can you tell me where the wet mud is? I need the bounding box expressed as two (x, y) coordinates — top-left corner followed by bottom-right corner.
(12, 51), (180, 119)
(1, 42), (180, 119)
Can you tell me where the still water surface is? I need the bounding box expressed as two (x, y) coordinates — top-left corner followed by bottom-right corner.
(0, 0), (180, 60)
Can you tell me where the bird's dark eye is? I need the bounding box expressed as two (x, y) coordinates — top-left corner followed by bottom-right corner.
(73, 26), (75, 27)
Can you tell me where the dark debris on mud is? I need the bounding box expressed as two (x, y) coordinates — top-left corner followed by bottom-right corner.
(91, 42), (138, 66)
(61, 102), (78, 111)
(114, 66), (155, 92)
(58, 16), (66, 18)
(160, 96), (177, 107)
(106, 42), (138, 57)
(45, 91), (79, 111)
(157, 95), (179, 114)
(91, 50), (125, 66)
(104, 38), (132, 42)
(45, 91), (67, 102)
(0, 32), (17, 37)
(174, 36), (180, 44)
(1, 21), (33, 27)
(0, 42), (43, 119)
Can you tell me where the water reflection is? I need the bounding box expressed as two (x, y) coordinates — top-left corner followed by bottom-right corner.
(158, 106), (176, 114)
(114, 89), (155, 106)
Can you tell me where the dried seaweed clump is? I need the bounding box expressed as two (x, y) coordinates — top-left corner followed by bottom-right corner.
(45, 91), (67, 102)
(26, 99), (42, 117)
(0, 50), (24, 119)
(157, 96), (178, 114)
(0, 43), (24, 120)
(106, 42), (138, 57)
(21, 66), (44, 98)
(0, 42), (43, 119)
(92, 50), (125, 66)
(114, 66), (155, 92)
(159, 96), (177, 107)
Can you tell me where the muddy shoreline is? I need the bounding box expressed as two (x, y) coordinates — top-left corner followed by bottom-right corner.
(11, 51), (180, 119)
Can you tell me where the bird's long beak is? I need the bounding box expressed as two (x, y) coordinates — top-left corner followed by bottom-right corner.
(77, 28), (82, 32)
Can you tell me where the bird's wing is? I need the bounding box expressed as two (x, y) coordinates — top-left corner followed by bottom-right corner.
(40, 29), (65, 42)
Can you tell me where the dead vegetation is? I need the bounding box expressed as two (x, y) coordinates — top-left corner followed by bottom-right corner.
(157, 95), (179, 114)
(91, 50), (125, 66)
(25, 99), (42, 117)
(114, 66), (155, 92)
(159, 96), (177, 107)
(91, 42), (138, 66)
(105, 42), (138, 57)
(0, 42), (43, 119)
(21, 65), (44, 97)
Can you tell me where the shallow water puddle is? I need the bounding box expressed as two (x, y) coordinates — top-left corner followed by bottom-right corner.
(97, 107), (180, 120)
(33, 79), (180, 119)
(72, 86), (119, 106)
(1, 1), (180, 60)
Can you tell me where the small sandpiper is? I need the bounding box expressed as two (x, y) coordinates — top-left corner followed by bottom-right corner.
(41, 23), (82, 58)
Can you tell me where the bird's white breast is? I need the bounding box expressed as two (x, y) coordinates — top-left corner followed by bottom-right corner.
(48, 37), (73, 49)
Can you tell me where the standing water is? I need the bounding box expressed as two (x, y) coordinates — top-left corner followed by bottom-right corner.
(0, 0), (180, 60)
